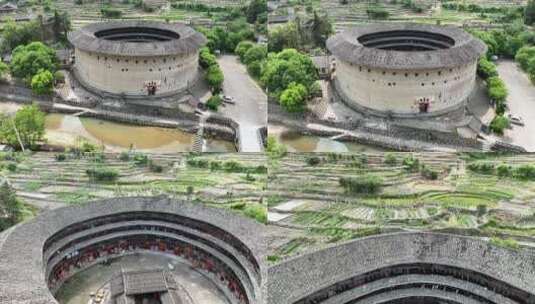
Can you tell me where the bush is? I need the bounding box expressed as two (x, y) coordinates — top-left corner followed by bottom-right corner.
(149, 160), (163, 173)
(487, 76), (508, 114)
(86, 168), (118, 182)
(206, 95), (222, 111)
(420, 166), (438, 180)
(133, 153), (149, 166)
(55, 153), (66, 161)
(79, 140), (98, 153)
(306, 156), (321, 166)
(206, 65), (224, 93)
(366, 7), (389, 19)
(384, 153), (397, 166)
(489, 115), (509, 135)
(496, 163), (512, 176)
(243, 204), (267, 223)
(6, 162), (17, 172)
(31, 69), (54, 95)
(402, 155), (420, 172)
(187, 158), (209, 168)
(513, 164), (535, 180)
(119, 152), (130, 161)
(279, 82), (308, 112)
(490, 237), (519, 250)
(199, 47), (218, 69)
(339, 175), (383, 194)
(235, 41), (255, 62)
(101, 7), (122, 18)
(54, 71), (65, 83)
(477, 57), (498, 79)
(467, 162), (495, 174)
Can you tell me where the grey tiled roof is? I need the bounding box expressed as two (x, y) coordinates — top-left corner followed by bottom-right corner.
(267, 232), (535, 304)
(327, 23), (487, 70)
(0, 196), (265, 303)
(68, 21), (207, 57)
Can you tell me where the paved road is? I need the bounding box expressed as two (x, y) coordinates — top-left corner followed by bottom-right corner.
(218, 55), (267, 152)
(497, 60), (535, 151)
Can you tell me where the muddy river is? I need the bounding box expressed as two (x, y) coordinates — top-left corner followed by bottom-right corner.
(270, 124), (387, 153)
(0, 102), (235, 152)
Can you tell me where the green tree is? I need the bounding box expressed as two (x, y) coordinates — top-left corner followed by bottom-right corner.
(246, 0), (267, 24)
(268, 22), (302, 52)
(235, 41), (255, 62)
(471, 30), (499, 57)
(311, 11), (334, 48)
(0, 20), (41, 53)
(31, 69), (54, 95)
(206, 95), (222, 111)
(10, 42), (57, 82)
(243, 45), (267, 65)
(279, 82), (308, 112)
(0, 180), (23, 231)
(515, 46), (535, 71)
(52, 10), (72, 42)
(0, 60), (9, 81)
(0, 103), (46, 149)
(199, 47), (218, 69)
(490, 115), (509, 135)
(266, 136), (287, 158)
(206, 65), (224, 92)
(101, 6), (122, 18)
(487, 76), (508, 114)
(525, 0), (535, 25)
(477, 57), (498, 79)
(261, 49), (318, 99)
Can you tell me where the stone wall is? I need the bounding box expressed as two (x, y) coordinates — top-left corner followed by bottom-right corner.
(335, 60), (477, 116)
(74, 50), (199, 96)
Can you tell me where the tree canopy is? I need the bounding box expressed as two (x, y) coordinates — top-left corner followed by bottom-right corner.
(0, 103), (46, 149)
(279, 82), (308, 112)
(206, 65), (224, 93)
(10, 42), (57, 82)
(525, 0), (535, 25)
(235, 41), (255, 62)
(31, 69), (54, 95)
(0, 20), (41, 53)
(246, 0), (267, 24)
(0, 180), (23, 231)
(261, 48), (318, 100)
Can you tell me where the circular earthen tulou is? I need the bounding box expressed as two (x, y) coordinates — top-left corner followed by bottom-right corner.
(327, 23), (487, 118)
(68, 21), (207, 98)
(0, 197), (265, 304)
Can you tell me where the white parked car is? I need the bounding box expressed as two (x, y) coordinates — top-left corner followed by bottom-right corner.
(221, 95), (235, 104)
(508, 114), (525, 126)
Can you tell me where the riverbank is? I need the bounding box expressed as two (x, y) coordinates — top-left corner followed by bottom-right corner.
(0, 102), (236, 153)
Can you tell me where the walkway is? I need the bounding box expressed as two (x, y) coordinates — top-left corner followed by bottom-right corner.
(307, 123), (461, 152)
(217, 55), (266, 152)
(497, 60), (535, 151)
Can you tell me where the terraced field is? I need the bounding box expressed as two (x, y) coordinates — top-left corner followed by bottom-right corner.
(0, 152), (267, 223)
(271, 0), (491, 32)
(266, 152), (535, 261)
(40, 0), (248, 29)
